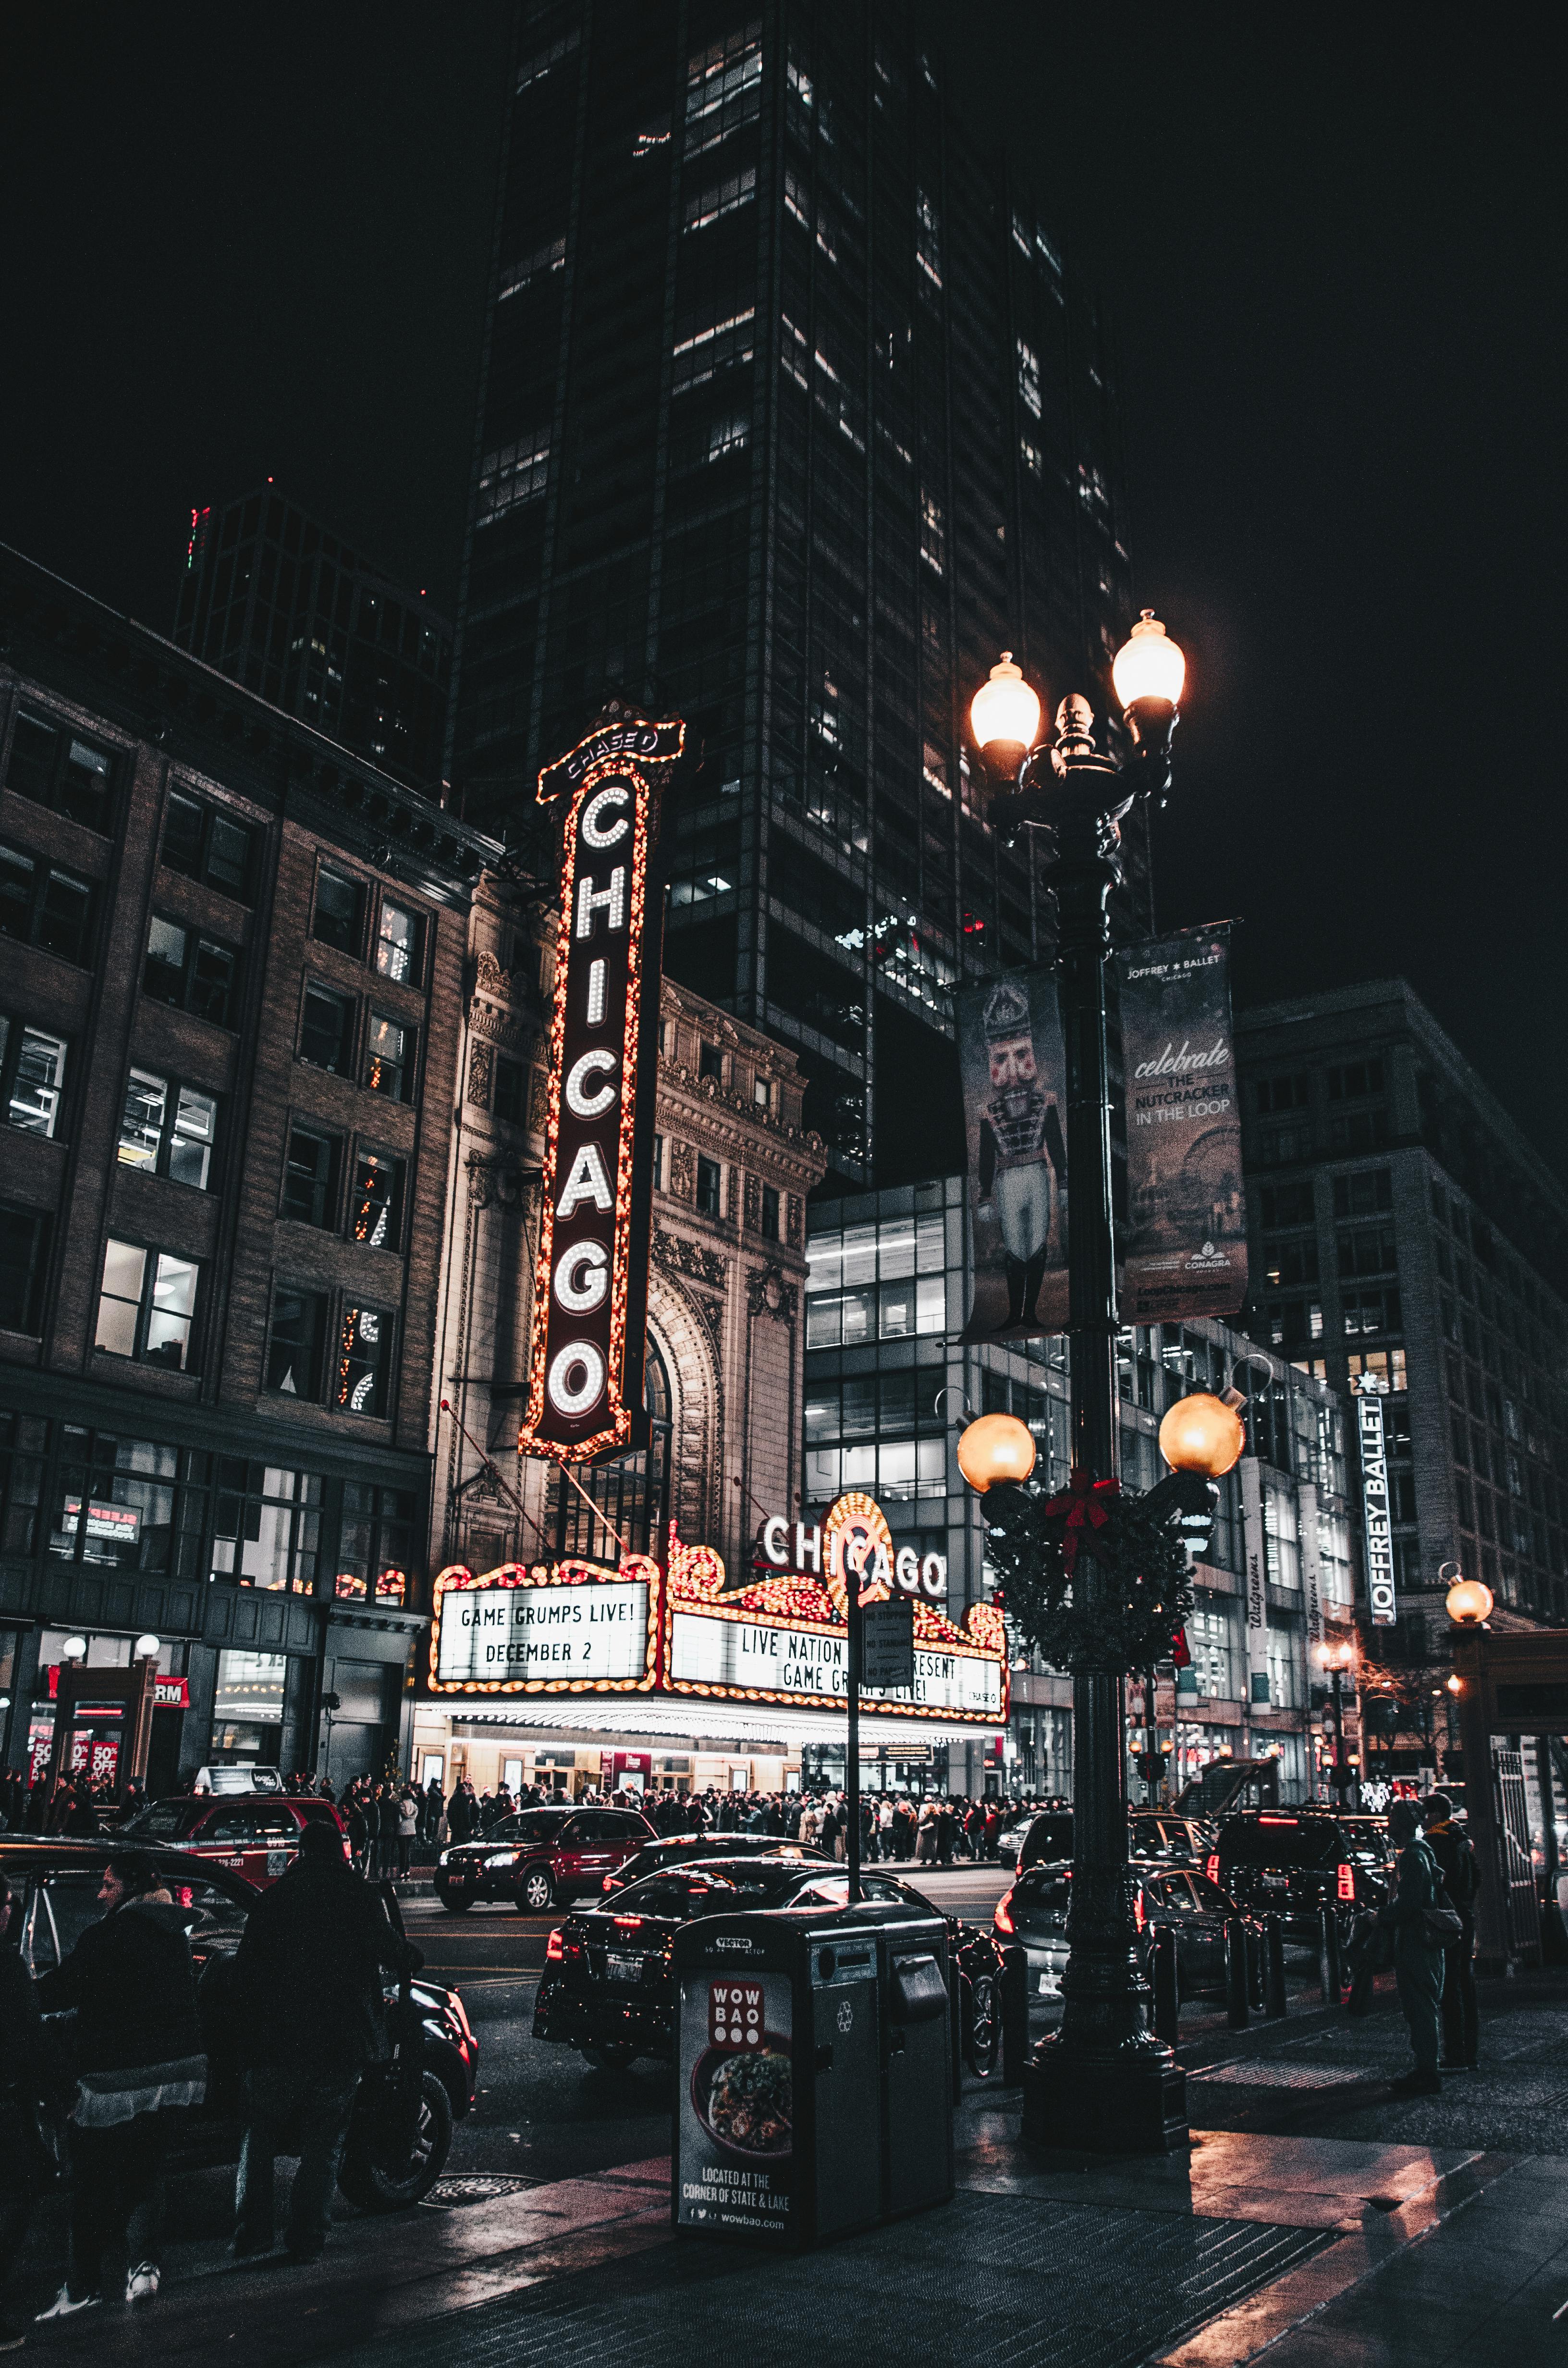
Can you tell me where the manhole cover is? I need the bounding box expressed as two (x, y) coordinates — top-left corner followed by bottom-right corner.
(422, 2173), (542, 2209)
(1195, 2061), (1368, 2089)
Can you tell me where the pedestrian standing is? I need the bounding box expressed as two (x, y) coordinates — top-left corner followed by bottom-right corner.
(1380, 1798), (1449, 2097)
(232, 1821), (417, 2263)
(1, 1874), (58, 2347)
(32, 1853), (206, 2319)
(1421, 1791), (1480, 2070)
(396, 1788), (418, 1878)
(421, 1776), (443, 1847)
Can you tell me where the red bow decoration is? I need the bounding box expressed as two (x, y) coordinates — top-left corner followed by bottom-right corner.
(1041, 1468), (1121, 1573)
(1171, 1624), (1192, 1669)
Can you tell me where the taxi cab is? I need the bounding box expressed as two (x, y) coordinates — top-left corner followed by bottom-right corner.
(119, 1792), (348, 1886)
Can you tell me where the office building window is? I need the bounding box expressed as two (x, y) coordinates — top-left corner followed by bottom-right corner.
(1, 1018), (67, 1137)
(365, 1012), (414, 1100)
(761, 1184), (780, 1241)
(336, 1302), (394, 1417)
(46, 1427), (204, 1576)
(161, 790), (256, 900)
(0, 1204), (51, 1335)
(336, 1481), (416, 1603)
(282, 1126), (341, 1227)
(697, 1156), (723, 1217)
(143, 916), (240, 1027)
(806, 1211), (945, 1344)
(313, 867), (366, 955)
(375, 899), (423, 983)
(1332, 1168), (1392, 1217)
(1255, 1074), (1309, 1113)
(94, 1239), (199, 1370)
(1327, 1059), (1384, 1100)
(699, 1042), (723, 1083)
(5, 710), (118, 834)
(117, 1070), (218, 1188)
(0, 842), (95, 965)
(299, 982), (355, 1073)
(493, 1054), (527, 1125)
(211, 1461), (321, 1594)
(652, 1133), (665, 1191)
(348, 1148), (404, 1249)
(265, 1285), (328, 1397)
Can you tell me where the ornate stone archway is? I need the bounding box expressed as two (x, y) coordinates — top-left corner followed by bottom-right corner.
(647, 1267), (723, 1550)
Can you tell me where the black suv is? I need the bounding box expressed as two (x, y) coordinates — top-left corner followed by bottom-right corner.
(1212, 1810), (1394, 1941)
(1, 1837), (477, 2209)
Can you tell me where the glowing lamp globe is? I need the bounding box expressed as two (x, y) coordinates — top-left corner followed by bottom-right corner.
(1158, 1391), (1245, 1479)
(1445, 1575), (1494, 1626)
(956, 1412), (1037, 1493)
(1112, 610), (1186, 711)
(969, 652), (1041, 758)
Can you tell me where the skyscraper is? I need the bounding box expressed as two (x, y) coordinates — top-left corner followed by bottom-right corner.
(448, 0), (1146, 1190)
(174, 488), (452, 791)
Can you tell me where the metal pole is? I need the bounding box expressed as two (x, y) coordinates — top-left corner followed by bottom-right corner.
(846, 1581), (862, 1905)
(1021, 737), (1185, 2155)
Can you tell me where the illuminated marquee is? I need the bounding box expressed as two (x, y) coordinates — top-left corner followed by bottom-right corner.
(519, 712), (685, 1464)
(1356, 1374), (1396, 1627)
(429, 1557), (663, 1696)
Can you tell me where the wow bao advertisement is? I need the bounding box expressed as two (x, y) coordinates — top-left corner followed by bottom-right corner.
(676, 1972), (794, 2237)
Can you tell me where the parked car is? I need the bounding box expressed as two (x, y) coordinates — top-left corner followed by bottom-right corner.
(993, 1857), (1243, 2000)
(120, 1792), (349, 1887)
(1211, 1809), (1394, 1941)
(533, 1853), (1007, 2078)
(436, 1804), (657, 1912)
(600, 1833), (830, 1897)
(998, 1809), (1212, 1875)
(0, 1837), (476, 2209)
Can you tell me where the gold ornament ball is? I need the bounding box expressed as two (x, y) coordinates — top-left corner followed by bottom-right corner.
(1158, 1392), (1246, 1478)
(956, 1412), (1037, 1492)
(1445, 1575), (1494, 1626)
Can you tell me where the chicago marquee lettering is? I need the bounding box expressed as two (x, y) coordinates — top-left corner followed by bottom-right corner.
(519, 716), (685, 1463)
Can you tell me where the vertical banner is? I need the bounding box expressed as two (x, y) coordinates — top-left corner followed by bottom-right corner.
(1356, 1376), (1396, 1625)
(957, 969), (1068, 1339)
(1118, 929), (1247, 1322)
(1240, 1455), (1271, 1707)
(1299, 1477), (1323, 1660)
(519, 714), (684, 1464)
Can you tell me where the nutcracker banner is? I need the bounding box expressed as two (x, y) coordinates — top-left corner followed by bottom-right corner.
(1117, 928), (1247, 1323)
(958, 968), (1068, 1340)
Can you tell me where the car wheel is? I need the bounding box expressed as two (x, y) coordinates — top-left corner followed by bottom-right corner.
(581, 2044), (637, 2074)
(519, 1866), (555, 1912)
(338, 2069), (453, 2211)
(437, 1893), (473, 1915)
(964, 1971), (1001, 2078)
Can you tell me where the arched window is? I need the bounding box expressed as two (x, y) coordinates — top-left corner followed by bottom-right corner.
(551, 1333), (673, 1562)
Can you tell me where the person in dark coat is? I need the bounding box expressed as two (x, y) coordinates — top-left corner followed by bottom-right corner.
(420, 1776), (443, 1846)
(1422, 1791), (1480, 2069)
(33, 1852), (205, 2319)
(1, 1874), (59, 2346)
(231, 1820), (418, 2262)
(1380, 1798), (1446, 2096)
(445, 1780), (476, 1845)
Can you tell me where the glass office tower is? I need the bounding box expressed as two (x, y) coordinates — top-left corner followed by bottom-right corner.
(449, 1), (1147, 1189)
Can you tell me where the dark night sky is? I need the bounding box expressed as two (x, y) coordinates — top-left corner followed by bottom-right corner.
(2, 7), (1562, 1172)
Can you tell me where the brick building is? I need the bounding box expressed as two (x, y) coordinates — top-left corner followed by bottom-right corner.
(0, 543), (499, 1794)
(417, 908), (829, 1800)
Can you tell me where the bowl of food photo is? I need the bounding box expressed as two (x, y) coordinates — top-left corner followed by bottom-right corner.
(689, 2038), (794, 2166)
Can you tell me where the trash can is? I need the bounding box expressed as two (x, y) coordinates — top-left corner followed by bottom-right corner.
(672, 1899), (953, 2248)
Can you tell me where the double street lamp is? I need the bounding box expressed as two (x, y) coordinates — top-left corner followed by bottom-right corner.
(1316, 1637), (1358, 1807)
(959, 617), (1195, 2153)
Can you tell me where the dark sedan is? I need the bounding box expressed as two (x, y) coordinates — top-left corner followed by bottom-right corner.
(534, 1854), (1005, 2078)
(599, 1833), (830, 1897)
(1, 1836), (476, 2209)
(993, 1857), (1242, 2002)
(436, 1804), (656, 1912)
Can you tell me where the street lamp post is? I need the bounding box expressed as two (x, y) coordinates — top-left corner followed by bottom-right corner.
(968, 616), (1187, 2154)
(1317, 1639), (1357, 1808)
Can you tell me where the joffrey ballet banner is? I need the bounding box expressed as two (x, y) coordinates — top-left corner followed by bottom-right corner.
(958, 969), (1069, 1340)
(1116, 928), (1248, 1324)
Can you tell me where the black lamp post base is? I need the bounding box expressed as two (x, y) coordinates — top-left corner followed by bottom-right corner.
(1021, 2037), (1189, 2156)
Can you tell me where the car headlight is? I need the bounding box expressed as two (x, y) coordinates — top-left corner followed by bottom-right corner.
(438, 1849), (452, 1866)
(486, 1850), (517, 1869)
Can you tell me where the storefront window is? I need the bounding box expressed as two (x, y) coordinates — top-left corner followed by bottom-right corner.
(211, 1461), (321, 1593)
(210, 1649), (287, 1764)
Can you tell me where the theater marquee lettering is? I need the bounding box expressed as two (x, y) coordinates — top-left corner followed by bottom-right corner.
(518, 715), (684, 1464)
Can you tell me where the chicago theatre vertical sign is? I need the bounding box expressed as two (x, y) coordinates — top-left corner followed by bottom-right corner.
(519, 714), (684, 1465)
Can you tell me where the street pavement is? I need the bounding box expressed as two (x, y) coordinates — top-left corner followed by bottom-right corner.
(11, 1871), (1568, 2364)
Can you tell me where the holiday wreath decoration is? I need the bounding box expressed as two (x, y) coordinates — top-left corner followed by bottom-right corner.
(983, 1466), (1196, 1675)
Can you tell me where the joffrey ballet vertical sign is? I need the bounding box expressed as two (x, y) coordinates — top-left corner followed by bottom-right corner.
(519, 713), (684, 1463)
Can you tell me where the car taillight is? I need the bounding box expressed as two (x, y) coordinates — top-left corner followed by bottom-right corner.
(1206, 1854), (1220, 1886)
(994, 1890), (1016, 1936)
(1134, 1887), (1146, 1935)
(1336, 1862), (1355, 1902)
(602, 1874), (618, 1893)
(545, 1927), (565, 1962)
